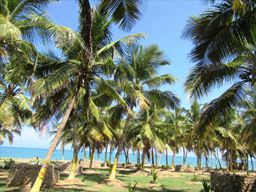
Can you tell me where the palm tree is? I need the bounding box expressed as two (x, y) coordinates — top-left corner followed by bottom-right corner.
(162, 108), (188, 169)
(107, 44), (179, 179)
(184, 0), (256, 134)
(30, 3), (143, 190)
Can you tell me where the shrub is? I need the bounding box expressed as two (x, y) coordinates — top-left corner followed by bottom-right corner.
(191, 173), (199, 182)
(151, 169), (159, 183)
(128, 182), (137, 192)
(201, 179), (211, 192)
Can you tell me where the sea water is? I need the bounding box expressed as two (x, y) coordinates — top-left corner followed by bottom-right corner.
(0, 146), (230, 169)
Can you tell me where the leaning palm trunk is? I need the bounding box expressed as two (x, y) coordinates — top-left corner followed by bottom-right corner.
(68, 145), (79, 180)
(30, 97), (76, 192)
(108, 145), (122, 180)
(109, 118), (131, 180)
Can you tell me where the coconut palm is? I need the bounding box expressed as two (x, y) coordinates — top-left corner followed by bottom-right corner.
(30, 4), (143, 190)
(184, 0), (256, 134)
(107, 44), (179, 179)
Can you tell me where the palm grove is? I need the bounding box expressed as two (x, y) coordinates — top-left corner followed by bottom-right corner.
(1, 0), (256, 191)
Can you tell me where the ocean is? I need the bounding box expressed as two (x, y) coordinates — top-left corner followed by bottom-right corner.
(0, 146), (229, 169)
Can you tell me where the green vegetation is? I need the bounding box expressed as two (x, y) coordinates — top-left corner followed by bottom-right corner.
(0, 168), (209, 192)
(0, 0), (256, 191)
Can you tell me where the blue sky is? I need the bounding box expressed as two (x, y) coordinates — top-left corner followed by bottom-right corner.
(3, 0), (229, 149)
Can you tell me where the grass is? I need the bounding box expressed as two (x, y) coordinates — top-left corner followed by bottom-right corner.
(0, 168), (210, 192)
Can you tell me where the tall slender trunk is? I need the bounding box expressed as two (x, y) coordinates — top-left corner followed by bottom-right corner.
(104, 143), (108, 163)
(151, 148), (154, 168)
(61, 141), (65, 161)
(250, 155), (254, 171)
(30, 97), (76, 192)
(124, 147), (128, 164)
(182, 147), (187, 165)
(68, 144), (79, 180)
(137, 148), (140, 167)
(109, 144), (113, 163)
(165, 149), (169, 169)
(155, 148), (158, 168)
(213, 151), (222, 169)
(197, 152), (202, 171)
(171, 150), (176, 169)
(83, 144), (86, 161)
(246, 155), (249, 174)
(229, 151), (233, 172)
(141, 148), (146, 170)
(205, 155), (209, 169)
(89, 146), (95, 168)
(127, 147), (130, 163)
(108, 145), (122, 180)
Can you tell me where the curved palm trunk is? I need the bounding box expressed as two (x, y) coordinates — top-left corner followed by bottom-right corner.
(68, 145), (79, 180)
(30, 97), (76, 192)
(165, 149), (169, 169)
(108, 145), (122, 180)
(171, 150), (176, 169)
(89, 146), (95, 168)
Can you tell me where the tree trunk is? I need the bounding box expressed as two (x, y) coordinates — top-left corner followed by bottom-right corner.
(89, 146), (95, 168)
(213, 151), (222, 169)
(205, 155), (209, 169)
(197, 152), (202, 171)
(30, 96), (76, 192)
(250, 155), (254, 171)
(83, 144), (86, 161)
(171, 150), (176, 169)
(137, 148), (140, 167)
(141, 148), (146, 170)
(124, 147), (128, 164)
(229, 151), (233, 172)
(155, 148), (158, 168)
(109, 144), (113, 163)
(68, 145), (79, 180)
(165, 149), (169, 169)
(182, 147), (187, 165)
(127, 147), (130, 164)
(104, 143), (108, 163)
(61, 141), (65, 161)
(151, 148), (154, 168)
(108, 145), (122, 180)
